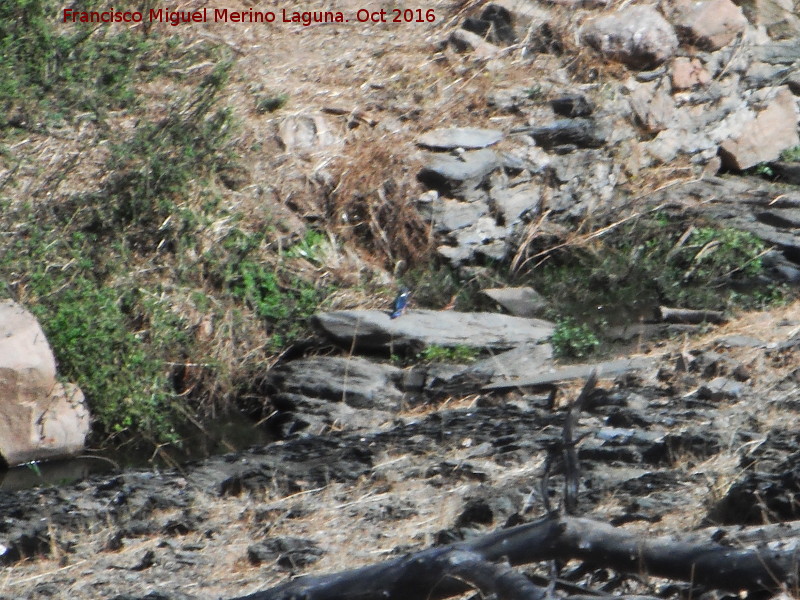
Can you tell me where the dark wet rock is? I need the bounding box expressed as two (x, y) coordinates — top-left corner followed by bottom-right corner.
(550, 94), (593, 118)
(268, 392), (393, 437)
(312, 309), (554, 352)
(708, 432), (800, 524)
(417, 128), (503, 150)
(377, 404), (563, 460)
(247, 537), (324, 568)
(580, 5), (678, 70)
(523, 119), (606, 150)
(771, 161), (800, 185)
(424, 364), (496, 399)
(580, 427), (667, 465)
(209, 438), (374, 497)
(418, 149), (501, 195)
(482, 286), (549, 318)
(461, 3), (516, 46)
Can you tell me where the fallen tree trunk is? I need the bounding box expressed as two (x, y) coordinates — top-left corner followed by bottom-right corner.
(229, 515), (799, 600)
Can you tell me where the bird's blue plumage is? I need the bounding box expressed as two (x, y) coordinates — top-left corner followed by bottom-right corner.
(390, 288), (411, 319)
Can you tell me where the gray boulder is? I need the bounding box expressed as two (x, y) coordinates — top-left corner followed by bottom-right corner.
(0, 300), (90, 466)
(482, 286), (549, 318)
(265, 357), (404, 435)
(581, 5), (678, 70)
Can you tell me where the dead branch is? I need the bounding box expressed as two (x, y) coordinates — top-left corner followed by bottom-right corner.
(563, 370), (597, 514)
(658, 306), (727, 325)
(228, 514), (800, 600)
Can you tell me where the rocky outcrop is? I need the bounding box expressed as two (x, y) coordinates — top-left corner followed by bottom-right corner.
(0, 300), (89, 467)
(418, 0), (800, 272)
(417, 148), (502, 196)
(264, 357), (403, 435)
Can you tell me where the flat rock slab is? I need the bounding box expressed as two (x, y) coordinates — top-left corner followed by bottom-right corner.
(476, 344), (554, 384)
(312, 310), (555, 351)
(417, 149), (501, 194)
(482, 355), (657, 390)
(417, 128), (504, 150)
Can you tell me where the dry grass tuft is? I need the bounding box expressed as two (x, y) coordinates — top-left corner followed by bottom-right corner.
(328, 130), (433, 270)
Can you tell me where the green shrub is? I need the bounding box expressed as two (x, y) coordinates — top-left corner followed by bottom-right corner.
(255, 92), (289, 113)
(220, 232), (330, 349)
(780, 145), (800, 162)
(551, 319), (600, 359)
(418, 344), (479, 363)
(28, 274), (181, 443)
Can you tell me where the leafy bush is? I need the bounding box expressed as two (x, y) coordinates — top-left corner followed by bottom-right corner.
(30, 277), (181, 443)
(418, 344), (479, 363)
(551, 319), (600, 359)
(780, 145), (800, 162)
(220, 231), (330, 349)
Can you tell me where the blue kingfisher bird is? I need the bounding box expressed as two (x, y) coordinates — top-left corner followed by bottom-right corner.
(390, 287), (411, 319)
